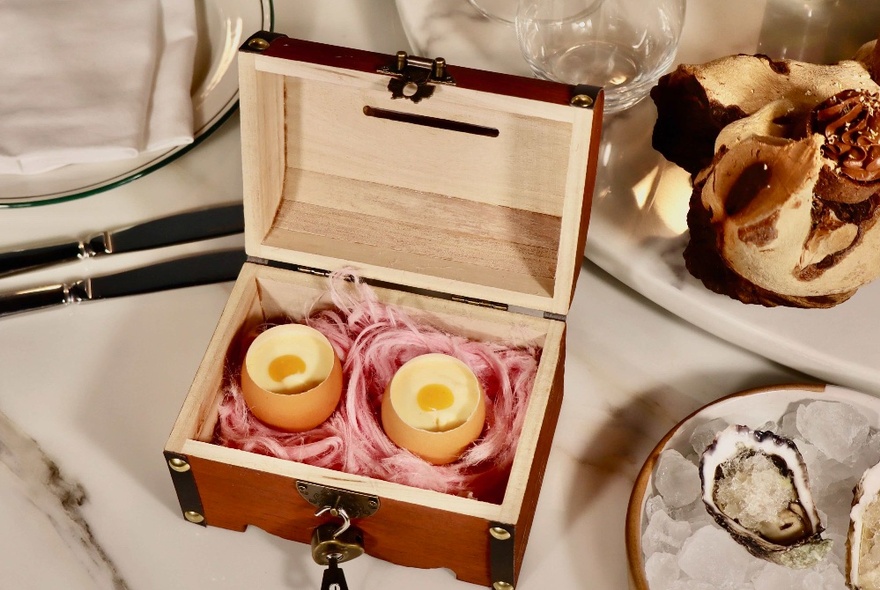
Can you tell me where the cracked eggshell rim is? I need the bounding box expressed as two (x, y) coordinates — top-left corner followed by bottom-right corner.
(624, 382), (880, 590)
(381, 353), (486, 465)
(240, 324), (343, 432)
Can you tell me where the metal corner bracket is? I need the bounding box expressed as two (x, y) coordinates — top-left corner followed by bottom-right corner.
(241, 30), (286, 53)
(569, 84), (602, 109)
(489, 522), (516, 590)
(164, 451), (207, 527)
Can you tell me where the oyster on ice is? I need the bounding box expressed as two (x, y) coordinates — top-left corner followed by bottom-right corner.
(848, 460), (880, 589)
(699, 425), (832, 568)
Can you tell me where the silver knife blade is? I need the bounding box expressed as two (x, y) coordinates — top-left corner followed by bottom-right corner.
(0, 249), (246, 318)
(0, 203), (244, 278)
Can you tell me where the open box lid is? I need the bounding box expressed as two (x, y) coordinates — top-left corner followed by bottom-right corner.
(238, 33), (603, 318)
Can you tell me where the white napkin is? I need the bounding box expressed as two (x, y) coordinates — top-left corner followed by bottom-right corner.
(0, 0), (197, 175)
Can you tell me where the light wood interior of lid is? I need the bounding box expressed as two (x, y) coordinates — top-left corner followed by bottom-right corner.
(264, 169), (561, 300)
(241, 54), (592, 313)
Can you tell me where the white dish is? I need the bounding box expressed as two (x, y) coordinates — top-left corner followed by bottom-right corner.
(395, 0), (880, 396)
(584, 91), (880, 398)
(0, 0), (273, 208)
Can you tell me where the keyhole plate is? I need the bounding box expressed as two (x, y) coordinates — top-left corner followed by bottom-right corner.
(311, 522), (365, 566)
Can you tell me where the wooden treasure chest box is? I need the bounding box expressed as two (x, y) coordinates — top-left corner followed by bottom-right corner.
(164, 32), (602, 588)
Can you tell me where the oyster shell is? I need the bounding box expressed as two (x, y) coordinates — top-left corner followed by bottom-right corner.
(699, 425), (832, 568)
(848, 460), (880, 589)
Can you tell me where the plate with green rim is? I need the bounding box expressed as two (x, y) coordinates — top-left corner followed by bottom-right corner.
(0, 0), (273, 208)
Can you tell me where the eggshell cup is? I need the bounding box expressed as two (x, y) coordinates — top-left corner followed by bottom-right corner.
(241, 324), (343, 432)
(381, 354), (487, 465)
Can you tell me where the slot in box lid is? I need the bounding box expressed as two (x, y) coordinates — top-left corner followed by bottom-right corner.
(238, 33), (602, 317)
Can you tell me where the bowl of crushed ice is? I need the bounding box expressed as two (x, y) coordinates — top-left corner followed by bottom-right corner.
(626, 383), (880, 590)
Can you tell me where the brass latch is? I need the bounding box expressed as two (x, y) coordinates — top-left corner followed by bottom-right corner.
(378, 51), (456, 103)
(298, 481), (379, 590)
(296, 480), (380, 520)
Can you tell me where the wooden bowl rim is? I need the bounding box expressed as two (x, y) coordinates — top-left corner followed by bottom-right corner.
(623, 382), (829, 590)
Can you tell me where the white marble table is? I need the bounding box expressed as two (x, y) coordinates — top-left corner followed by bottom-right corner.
(0, 1), (826, 589)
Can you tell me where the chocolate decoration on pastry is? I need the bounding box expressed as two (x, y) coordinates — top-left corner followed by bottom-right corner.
(810, 89), (880, 203)
(652, 52), (880, 176)
(684, 134), (880, 307)
(652, 39), (880, 308)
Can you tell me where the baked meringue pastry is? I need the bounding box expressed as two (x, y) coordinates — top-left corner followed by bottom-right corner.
(653, 40), (880, 307)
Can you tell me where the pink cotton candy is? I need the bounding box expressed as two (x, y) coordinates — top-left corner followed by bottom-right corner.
(213, 271), (541, 503)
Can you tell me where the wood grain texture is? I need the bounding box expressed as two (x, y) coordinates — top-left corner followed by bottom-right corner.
(512, 332), (566, 576)
(281, 75), (571, 217)
(239, 53), (286, 257)
(166, 35), (591, 584)
(186, 453), (497, 586)
(261, 35), (576, 106)
(238, 37), (599, 316)
(165, 263), (567, 585)
(262, 168), (561, 302)
(166, 264), (265, 449)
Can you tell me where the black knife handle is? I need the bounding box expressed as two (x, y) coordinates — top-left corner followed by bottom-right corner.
(0, 242), (82, 278)
(0, 284), (71, 318)
(87, 249), (247, 300)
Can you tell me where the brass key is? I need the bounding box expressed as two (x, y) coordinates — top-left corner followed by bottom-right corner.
(312, 521), (364, 590)
(320, 556), (349, 590)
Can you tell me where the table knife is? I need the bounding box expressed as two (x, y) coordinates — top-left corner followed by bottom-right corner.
(0, 249), (246, 318)
(0, 203), (244, 278)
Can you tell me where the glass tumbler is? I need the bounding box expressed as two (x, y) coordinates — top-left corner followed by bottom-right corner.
(516, 0), (686, 113)
(467, 0), (517, 24)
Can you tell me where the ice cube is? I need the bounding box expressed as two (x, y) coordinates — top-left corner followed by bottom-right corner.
(778, 407), (802, 440)
(644, 552), (680, 590)
(865, 430), (880, 462)
(667, 581), (717, 590)
(823, 532), (846, 570)
(689, 418), (729, 456)
(796, 401), (869, 464)
(802, 571), (825, 589)
(793, 438), (819, 472)
(851, 429), (880, 474)
(818, 479), (859, 536)
(670, 498), (714, 529)
(757, 420), (777, 433)
(678, 525), (753, 587)
(645, 494), (669, 520)
(654, 449), (701, 509)
(751, 563), (797, 590)
(642, 509), (693, 557)
(816, 560), (846, 589)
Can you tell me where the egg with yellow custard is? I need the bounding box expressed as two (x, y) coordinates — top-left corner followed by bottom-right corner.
(381, 353), (486, 464)
(241, 324), (343, 431)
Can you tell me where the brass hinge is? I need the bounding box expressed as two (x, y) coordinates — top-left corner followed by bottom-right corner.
(450, 294), (508, 312)
(542, 311), (566, 322)
(248, 257), (333, 278)
(290, 263), (331, 278)
(378, 50), (456, 103)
